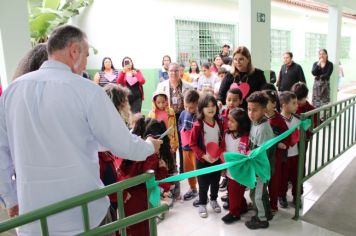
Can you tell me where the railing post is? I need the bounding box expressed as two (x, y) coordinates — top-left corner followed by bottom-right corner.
(145, 170), (157, 236)
(294, 114), (306, 220)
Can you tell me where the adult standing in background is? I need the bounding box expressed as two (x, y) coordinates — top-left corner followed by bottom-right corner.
(276, 52), (306, 92)
(93, 57), (119, 87)
(158, 55), (171, 82)
(189, 60), (200, 89)
(0, 25), (162, 235)
(156, 62), (193, 173)
(220, 44), (231, 65)
(210, 55), (223, 74)
(117, 56), (145, 113)
(217, 46), (267, 110)
(312, 48), (334, 108)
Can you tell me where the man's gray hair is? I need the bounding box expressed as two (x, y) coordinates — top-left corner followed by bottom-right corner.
(47, 25), (87, 55)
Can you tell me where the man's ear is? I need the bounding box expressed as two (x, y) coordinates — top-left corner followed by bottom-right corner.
(68, 42), (81, 60)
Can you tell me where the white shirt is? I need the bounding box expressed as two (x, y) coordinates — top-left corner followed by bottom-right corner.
(284, 115), (300, 157)
(197, 74), (218, 91)
(225, 133), (240, 178)
(0, 60), (154, 236)
(203, 121), (219, 159)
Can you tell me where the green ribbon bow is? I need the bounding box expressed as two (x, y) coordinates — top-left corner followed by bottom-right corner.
(147, 119), (311, 207)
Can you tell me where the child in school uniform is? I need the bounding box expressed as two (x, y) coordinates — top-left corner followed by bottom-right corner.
(279, 91), (301, 208)
(245, 91), (275, 229)
(98, 84), (132, 222)
(263, 90), (291, 213)
(178, 89), (200, 201)
(219, 88), (243, 207)
(119, 118), (172, 236)
(221, 108), (252, 224)
(190, 94), (225, 218)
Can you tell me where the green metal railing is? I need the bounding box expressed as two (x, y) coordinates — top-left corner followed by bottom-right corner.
(294, 95), (356, 219)
(0, 171), (169, 235)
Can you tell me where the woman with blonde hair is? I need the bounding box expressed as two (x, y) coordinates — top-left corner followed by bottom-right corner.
(217, 46), (267, 109)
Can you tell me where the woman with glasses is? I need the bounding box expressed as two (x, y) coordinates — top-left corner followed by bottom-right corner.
(217, 46), (267, 109)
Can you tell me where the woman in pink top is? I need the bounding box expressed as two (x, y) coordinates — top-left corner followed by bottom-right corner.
(117, 56), (145, 113)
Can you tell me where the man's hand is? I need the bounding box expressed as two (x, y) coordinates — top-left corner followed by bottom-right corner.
(146, 137), (163, 153)
(7, 205), (18, 218)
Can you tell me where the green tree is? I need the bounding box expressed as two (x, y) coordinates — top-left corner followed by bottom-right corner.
(29, 0), (93, 45)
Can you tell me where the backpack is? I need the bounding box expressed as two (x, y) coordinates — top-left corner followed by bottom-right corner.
(98, 151), (120, 202)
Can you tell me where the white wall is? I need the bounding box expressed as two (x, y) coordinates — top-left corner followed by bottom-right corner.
(73, 0), (356, 70)
(74, 0), (238, 70)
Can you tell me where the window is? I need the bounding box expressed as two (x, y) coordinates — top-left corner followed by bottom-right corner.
(305, 33), (327, 59)
(176, 19), (236, 66)
(271, 29), (291, 63)
(340, 36), (351, 59)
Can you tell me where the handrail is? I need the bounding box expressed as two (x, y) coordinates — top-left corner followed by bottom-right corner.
(0, 172), (169, 235)
(294, 95), (356, 219)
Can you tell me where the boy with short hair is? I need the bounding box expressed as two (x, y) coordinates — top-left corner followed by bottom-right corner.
(245, 91), (275, 229)
(279, 91), (300, 208)
(220, 88), (243, 131)
(178, 89), (200, 201)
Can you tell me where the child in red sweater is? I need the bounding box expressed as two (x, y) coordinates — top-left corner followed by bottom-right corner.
(221, 108), (251, 224)
(263, 90), (291, 213)
(118, 117), (172, 236)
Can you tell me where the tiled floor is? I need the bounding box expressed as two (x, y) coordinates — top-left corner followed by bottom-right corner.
(157, 145), (356, 236)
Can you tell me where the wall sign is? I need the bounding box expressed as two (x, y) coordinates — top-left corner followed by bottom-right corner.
(257, 12), (266, 23)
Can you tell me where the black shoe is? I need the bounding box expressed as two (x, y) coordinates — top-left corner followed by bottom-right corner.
(219, 177), (228, 191)
(278, 196), (288, 208)
(183, 189), (198, 201)
(221, 213), (240, 224)
(223, 201), (229, 210)
(221, 193), (228, 202)
(193, 199), (200, 207)
(245, 216), (269, 229)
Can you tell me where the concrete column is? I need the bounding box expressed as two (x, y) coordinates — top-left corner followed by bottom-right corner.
(0, 0), (31, 90)
(239, 0), (271, 80)
(327, 4), (342, 102)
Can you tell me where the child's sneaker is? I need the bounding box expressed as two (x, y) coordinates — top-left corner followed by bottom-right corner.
(210, 200), (221, 213)
(221, 213), (240, 224)
(193, 198), (200, 207)
(223, 200), (229, 210)
(279, 196), (288, 208)
(245, 216), (269, 229)
(219, 177), (228, 191)
(220, 193), (228, 202)
(183, 189), (198, 201)
(199, 205), (208, 218)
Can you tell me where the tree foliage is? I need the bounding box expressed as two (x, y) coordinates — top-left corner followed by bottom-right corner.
(29, 0), (93, 45)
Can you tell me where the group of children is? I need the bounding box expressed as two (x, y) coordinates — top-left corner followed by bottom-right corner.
(98, 78), (315, 233)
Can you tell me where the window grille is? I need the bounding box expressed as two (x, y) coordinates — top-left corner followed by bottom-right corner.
(271, 29), (291, 63)
(305, 33), (327, 59)
(340, 36), (350, 59)
(176, 19), (236, 66)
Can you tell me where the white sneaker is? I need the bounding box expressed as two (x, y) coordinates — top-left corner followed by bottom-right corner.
(210, 200), (221, 213)
(199, 205), (208, 218)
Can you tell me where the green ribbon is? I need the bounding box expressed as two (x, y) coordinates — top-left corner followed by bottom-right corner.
(147, 119), (311, 207)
